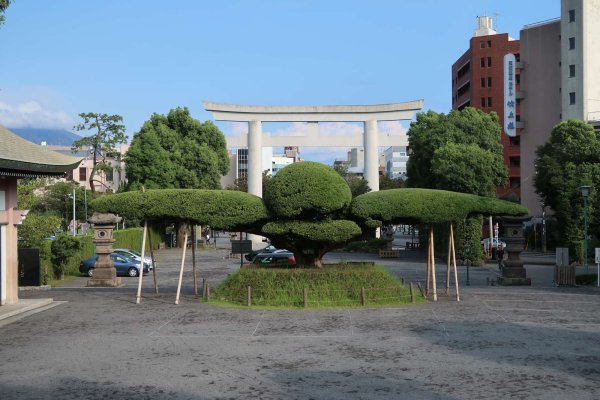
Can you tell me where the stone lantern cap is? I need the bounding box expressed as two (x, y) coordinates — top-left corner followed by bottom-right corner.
(88, 212), (122, 226)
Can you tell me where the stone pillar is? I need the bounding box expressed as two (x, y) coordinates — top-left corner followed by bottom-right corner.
(247, 120), (263, 198)
(498, 215), (532, 285)
(364, 120), (379, 192)
(87, 212), (122, 287)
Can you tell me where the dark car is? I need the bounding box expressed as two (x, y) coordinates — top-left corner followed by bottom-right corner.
(245, 244), (279, 261)
(252, 251), (296, 266)
(79, 253), (151, 277)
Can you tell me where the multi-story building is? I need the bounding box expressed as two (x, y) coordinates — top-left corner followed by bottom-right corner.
(452, 16), (522, 202)
(383, 146), (409, 179)
(519, 0), (600, 215)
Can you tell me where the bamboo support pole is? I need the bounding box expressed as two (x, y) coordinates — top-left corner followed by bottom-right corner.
(174, 231), (188, 305)
(247, 286), (252, 306)
(147, 225), (158, 294)
(206, 284), (211, 301)
(426, 231), (431, 296)
(450, 223), (460, 301)
(202, 277), (207, 300)
(191, 227), (198, 297)
(361, 287), (366, 306)
(135, 221), (148, 304)
(446, 228), (451, 294)
(303, 288), (308, 308)
(430, 227), (438, 302)
(410, 282), (415, 303)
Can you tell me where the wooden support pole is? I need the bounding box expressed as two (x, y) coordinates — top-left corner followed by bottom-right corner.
(202, 277), (207, 300)
(410, 282), (415, 303)
(417, 282), (424, 298)
(147, 225), (159, 294)
(247, 286), (252, 306)
(426, 228), (431, 296)
(135, 221), (148, 304)
(361, 287), (366, 306)
(303, 287), (308, 308)
(450, 223), (460, 302)
(175, 231), (188, 305)
(430, 227), (438, 302)
(191, 227), (198, 297)
(206, 284), (211, 301)
(446, 227), (451, 294)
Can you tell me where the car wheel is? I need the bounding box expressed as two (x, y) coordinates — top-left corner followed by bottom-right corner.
(87, 268), (94, 277)
(127, 267), (139, 277)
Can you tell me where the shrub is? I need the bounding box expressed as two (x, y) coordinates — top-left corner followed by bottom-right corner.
(51, 235), (81, 280)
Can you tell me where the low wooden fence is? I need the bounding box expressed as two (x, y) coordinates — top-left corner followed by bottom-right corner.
(554, 265), (576, 286)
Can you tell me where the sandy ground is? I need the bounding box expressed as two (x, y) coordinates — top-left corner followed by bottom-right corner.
(1, 244), (599, 400)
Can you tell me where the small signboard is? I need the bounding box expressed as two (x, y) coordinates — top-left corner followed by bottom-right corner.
(595, 248), (600, 264)
(231, 240), (253, 254)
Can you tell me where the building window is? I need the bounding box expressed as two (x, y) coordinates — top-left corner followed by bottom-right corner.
(509, 177), (521, 188)
(569, 9), (575, 22)
(481, 77), (486, 88)
(487, 57), (492, 67)
(569, 64), (576, 77)
(516, 74), (521, 85)
(106, 168), (114, 182)
(79, 167), (87, 182)
(569, 92), (576, 105)
(481, 57), (485, 67)
(480, 41), (485, 48)
(509, 157), (520, 167)
(481, 97), (486, 107)
(515, 54), (520, 62)
(488, 77), (492, 87)
(487, 97), (492, 107)
(509, 136), (520, 146)
(569, 37), (575, 50)
(487, 40), (492, 48)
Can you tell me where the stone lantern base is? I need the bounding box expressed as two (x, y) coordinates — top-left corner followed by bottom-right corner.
(497, 215), (531, 286)
(87, 269), (122, 287)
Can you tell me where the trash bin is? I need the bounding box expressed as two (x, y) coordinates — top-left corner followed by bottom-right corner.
(18, 248), (41, 286)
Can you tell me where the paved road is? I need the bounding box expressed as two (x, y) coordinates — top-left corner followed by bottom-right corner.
(1, 246), (599, 399)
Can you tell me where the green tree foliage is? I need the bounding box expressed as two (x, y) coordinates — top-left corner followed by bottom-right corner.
(50, 234), (81, 280)
(263, 162), (362, 267)
(226, 170), (272, 196)
(18, 214), (62, 249)
(126, 107), (229, 190)
(535, 120), (600, 257)
(73, 113), (127, 193)
(333, 164), (370, 198)
(0, 0), (11, 26)
(379, 174), (405, 190)
(90, 189), (268, 232)
(406, 107), (507, 196)
(32, 181), (93, 231)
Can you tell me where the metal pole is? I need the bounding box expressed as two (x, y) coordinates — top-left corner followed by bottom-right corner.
(72, 189), (76, 236)
(584, 195), (589, 273)
(84, 189), (88, 221)
(541, 207), (547, 253)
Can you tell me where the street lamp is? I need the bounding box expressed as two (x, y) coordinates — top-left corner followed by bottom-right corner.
(580, 185), (591, 273)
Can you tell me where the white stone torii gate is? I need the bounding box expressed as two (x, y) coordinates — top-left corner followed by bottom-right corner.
(203, 100), (424, 197)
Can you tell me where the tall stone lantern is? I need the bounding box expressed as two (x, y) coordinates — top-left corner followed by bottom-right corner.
(87, 212), (122, 287)
(497, 215), (531, 286)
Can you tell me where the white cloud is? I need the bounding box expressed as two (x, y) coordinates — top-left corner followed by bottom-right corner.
(0, 88), (74, 129)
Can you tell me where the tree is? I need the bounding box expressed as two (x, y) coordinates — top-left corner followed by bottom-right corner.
(51, 234), (81, 280)
(126, 107), (231, 246)
(73, 113), (127, 193)
(126, 107), (229, 190)
(379, 174), (405, 190)
(406, 107), (507, 196)
(535, 119), (600, 258)
(32, 181), (91, 231)
(333, 164), (371, 198)
(262, 162), (362, 267)
(0, 0), (11, 27)
(226, 170), (272, 195)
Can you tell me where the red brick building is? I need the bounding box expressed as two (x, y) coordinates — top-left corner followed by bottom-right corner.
(451, 16), (521, 201)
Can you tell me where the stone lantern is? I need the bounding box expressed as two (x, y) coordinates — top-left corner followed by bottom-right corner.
(87, 212), (122, 287)
(497, 215), (531, 285)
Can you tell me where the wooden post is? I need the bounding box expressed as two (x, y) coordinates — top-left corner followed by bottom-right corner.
(430, 227), (438, 302)
(191, 227), (198, 297)
(202, 277), (207, 300)
(450, 223), (460, 301)
(401, 277), (405, 285)
(410, 282), (415, 303)
(446, 226), (451, 294)
(417, 282), (424, 298)
(174, 231), (188, 305)
(247, 286), (252, 306)
(147, 225), (158, 294)
(303, 287), (308, 308)
(361, 287), (366, 306)
(426, 229), (431, 296)
(206, 284), (211, 301)
(135, 221), (148, 304)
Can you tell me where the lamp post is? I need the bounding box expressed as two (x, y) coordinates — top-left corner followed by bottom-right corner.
(71, 189), (76, 236)
(581, 185), (591, 273)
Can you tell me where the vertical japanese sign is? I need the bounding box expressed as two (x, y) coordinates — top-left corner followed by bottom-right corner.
(504, 53), (516, 137)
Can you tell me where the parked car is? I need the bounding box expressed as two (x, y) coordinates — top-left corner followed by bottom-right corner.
(113, 248), (155, 269)
(480, 238), (506, 249)
(252, 251), (296, 266)
(245, 244), (279, 261)
(79, 253), (151, 277)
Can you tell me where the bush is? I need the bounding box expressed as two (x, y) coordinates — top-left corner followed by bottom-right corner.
(343, 238), (388, 253)
(576, 273), (598, 286)
(51, 235), (81, 280)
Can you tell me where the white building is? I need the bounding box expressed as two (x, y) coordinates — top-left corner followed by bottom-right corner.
(383, 146), (409, 179)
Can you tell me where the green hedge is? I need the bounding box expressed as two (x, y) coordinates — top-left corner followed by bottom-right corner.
(351, 188), (528, 226)
(90, 189), (269, 231)
(262, 219), (362, 241)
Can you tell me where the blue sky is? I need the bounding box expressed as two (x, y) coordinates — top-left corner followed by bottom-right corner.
(0, 0), (560, 163)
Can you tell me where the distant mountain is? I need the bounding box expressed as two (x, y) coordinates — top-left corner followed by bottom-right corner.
(10, 128), (82, 146)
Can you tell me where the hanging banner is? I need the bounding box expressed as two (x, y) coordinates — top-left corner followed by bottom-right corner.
(504, 53), (516, 137)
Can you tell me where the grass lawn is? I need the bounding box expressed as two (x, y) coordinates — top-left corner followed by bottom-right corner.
(210, 263), (425, 309)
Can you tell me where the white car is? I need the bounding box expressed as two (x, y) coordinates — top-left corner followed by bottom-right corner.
(480, 238), (506, 249)
(113, 248), (155, 269)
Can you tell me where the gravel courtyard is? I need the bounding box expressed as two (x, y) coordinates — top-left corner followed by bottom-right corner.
(1, 246), (599, 400)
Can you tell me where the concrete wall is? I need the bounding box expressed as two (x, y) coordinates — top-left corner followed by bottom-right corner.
(520, 20), (562, 216)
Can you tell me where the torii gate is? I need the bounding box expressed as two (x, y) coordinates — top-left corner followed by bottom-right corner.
(203, 100), (424, 197)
